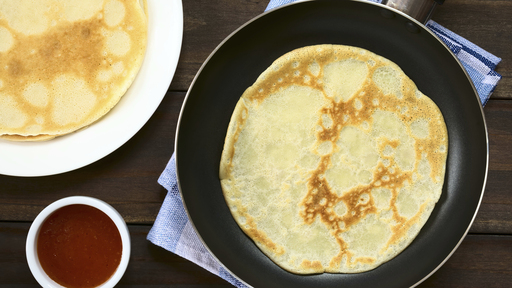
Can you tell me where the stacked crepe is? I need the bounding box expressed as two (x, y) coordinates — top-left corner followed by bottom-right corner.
(0, 0), (147, 141)
(220, 44), (448, 274)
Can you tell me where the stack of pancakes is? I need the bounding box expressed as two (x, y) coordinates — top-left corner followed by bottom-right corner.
(0, 0), (147, 141)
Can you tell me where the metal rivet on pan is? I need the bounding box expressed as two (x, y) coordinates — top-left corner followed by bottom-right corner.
(380, 9), (395, 19)
(405, 22), (421, 33)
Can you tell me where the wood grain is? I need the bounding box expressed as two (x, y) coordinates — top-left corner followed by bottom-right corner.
(433, 0), (511, 100)
(419, 234), (512, 288)
(469, 100), (512, 234)
(171, 0), (268, 91)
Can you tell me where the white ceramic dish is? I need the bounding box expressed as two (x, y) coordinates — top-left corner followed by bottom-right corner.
(26, 196), (131, 288)
(0, 0), (183, 177)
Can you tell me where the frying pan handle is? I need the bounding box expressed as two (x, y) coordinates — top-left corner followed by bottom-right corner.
(382, 0), (445, 24)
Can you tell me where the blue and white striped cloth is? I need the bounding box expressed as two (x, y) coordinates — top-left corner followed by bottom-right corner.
(147, 1), (502, 287)
(425, 20), (502, 105)
(147, 154), (248, 287)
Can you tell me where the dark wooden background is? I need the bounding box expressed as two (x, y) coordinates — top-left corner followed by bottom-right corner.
(1, 0), (511, 287)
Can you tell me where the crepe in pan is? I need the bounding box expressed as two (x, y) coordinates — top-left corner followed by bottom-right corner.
(219, 44), (448, 274)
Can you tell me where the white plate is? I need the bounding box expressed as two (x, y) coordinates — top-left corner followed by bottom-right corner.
(0, 0), (183, 177)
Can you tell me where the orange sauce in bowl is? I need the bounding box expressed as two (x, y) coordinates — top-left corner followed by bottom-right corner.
(37, 204), (123, 288)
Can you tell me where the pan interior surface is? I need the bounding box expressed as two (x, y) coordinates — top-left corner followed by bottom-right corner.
(176, 1), (487, 287)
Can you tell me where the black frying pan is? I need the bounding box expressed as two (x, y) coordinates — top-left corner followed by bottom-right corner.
(175, 1), (488, 287)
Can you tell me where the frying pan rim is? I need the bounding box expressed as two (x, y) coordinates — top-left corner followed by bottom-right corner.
(174, 0), (489, 287)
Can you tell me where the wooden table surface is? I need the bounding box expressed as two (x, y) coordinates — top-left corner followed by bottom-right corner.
(1, 0), (511, 287)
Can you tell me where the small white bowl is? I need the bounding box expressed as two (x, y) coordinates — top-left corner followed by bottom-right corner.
(26, 196), (131, 288)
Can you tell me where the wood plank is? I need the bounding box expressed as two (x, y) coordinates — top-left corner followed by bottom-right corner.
(0, 223), (40, 287)
(469, 100), (512, 234)
(419, 234), (512, 288)
(433, 0), (511, 100)
(2, 222), (510, 287)
(171, 0), (268, 91)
